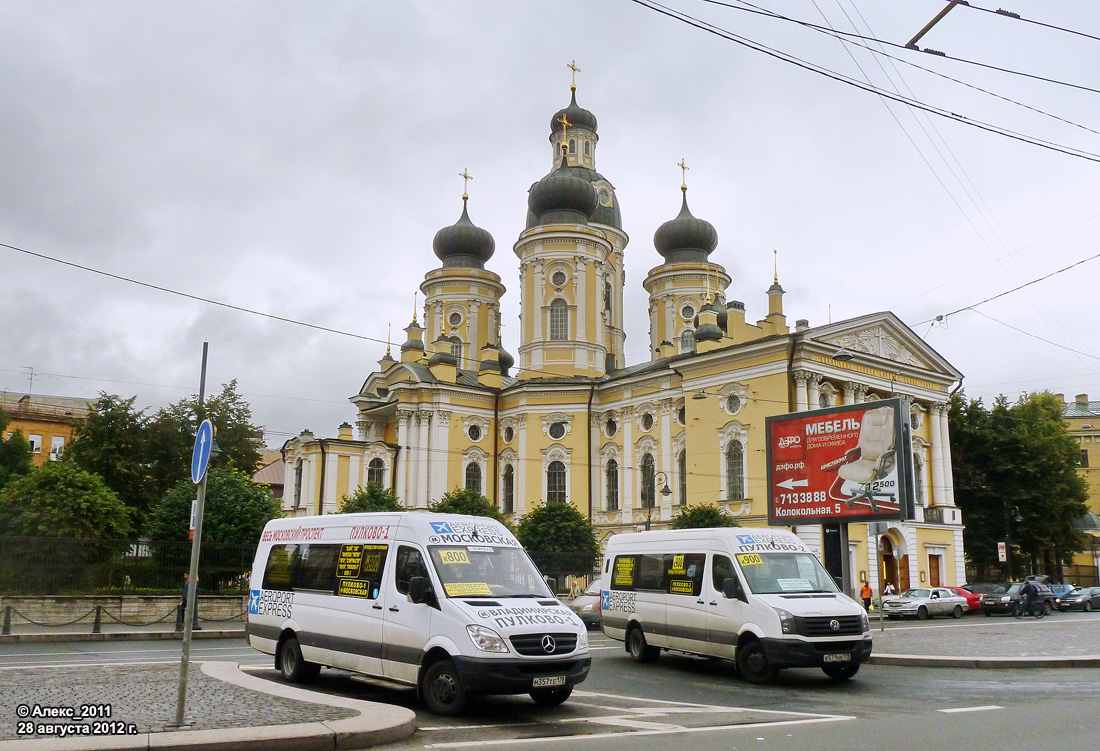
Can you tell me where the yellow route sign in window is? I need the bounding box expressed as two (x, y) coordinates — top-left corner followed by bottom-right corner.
(443, 581), (492, 597)
(737, 553), (764, 566)
(438, 549), (470, 565)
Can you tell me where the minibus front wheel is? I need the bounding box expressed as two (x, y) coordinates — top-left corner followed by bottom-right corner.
(735, 639), (777, 684)
(279, 636), (320, 683)
(421, 659), (467, 716)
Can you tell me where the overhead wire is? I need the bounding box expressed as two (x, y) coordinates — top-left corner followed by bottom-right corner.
(961, 2), (1100, 44)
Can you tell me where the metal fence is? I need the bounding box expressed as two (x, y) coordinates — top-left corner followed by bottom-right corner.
(0, 537), (256, 596)
(528, 552), (601, 595)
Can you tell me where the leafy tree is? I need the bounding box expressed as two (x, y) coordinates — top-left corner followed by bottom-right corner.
(671, 503), (740, 529)
(65, 394), (158, 521)
(0, 461), (133, 539)
(516, 499), (599, 556)
(950, 391), (1089, 578)
(340, 483), (403, 513)
(429, 486), (509, 526)
(0, 408), (34, 489)
(146, 466), (280, 545)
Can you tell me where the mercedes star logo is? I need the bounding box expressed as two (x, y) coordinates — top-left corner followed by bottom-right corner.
(829, 619), (840, 631)
(541, 635), (556, 653)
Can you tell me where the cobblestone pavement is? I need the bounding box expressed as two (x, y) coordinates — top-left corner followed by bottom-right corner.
(0, 662), (357, 740)
(869, 612), (1100, 657)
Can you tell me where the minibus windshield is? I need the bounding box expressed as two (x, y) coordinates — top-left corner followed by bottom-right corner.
(428, 545), (553, 599)
(737, 552), (840, 595)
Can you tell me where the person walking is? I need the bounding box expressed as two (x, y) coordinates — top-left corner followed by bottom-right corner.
(883, 582), (896, 596)
(860, 582), (873, 611)
(1021, 579), (1040, 617)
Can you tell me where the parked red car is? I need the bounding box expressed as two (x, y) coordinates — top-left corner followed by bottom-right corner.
(946, 586), (981, 612)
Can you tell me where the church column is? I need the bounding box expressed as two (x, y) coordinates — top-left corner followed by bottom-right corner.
(659, 399), (674, 523)
(842, 382), (858, 406)
(517, 418), (528, 514)
(575, 255), (587, 342)
(853, 384), (868, 404)
(406, 411), (421, 506)
(589, 413), (601, 519)
(533, 260), (545, 341)
(929, 403), (946, 507)
(664, 295), (675, 350)
(622, 406), (634, 515)
(794, 371), (810, 412)
(396, 410), (412, 506)
(807, 373), (821, 410)
(936, 404), (956, 505)
(431, 411), (450, 505)
(416, 412), (431, 508)
(648, 303), (658, 358)
(468, 301), (480, 371)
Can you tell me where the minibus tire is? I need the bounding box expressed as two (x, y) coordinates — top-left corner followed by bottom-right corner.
(735, 640), (777, 684)
(627, 626), (659, 663)
(421, 659), (467, 716)
(822, 663), (860, 681)
(279, 637), (320, 683)
(530, 685), (573, 706)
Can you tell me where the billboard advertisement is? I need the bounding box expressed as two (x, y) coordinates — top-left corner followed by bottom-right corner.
(766, 398), (914, 525)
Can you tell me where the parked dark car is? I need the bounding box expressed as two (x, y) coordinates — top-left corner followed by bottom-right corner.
(1055, 586), (1100, 612)
(962, 582), (1001, 595)
(980, 581), (1055, 616)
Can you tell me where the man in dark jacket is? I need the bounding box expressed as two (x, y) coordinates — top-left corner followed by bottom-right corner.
(1021, 580), (1039, 616)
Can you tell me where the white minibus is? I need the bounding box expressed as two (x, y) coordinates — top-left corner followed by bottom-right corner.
(246, 512), (590, 714)
(600, 527), (871, 682)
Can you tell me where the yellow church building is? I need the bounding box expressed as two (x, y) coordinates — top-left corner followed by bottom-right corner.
(281, 76), (966, 596)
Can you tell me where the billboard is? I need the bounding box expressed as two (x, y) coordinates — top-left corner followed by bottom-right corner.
(766, 398), (914, 525)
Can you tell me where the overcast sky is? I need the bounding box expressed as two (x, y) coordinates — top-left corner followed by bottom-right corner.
(2, 1), (1098, 450)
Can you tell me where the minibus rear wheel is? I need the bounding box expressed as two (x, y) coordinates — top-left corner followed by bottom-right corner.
(627, 625), (660, 663)
(530, 685), (573, 706)
(279, 637), (320, 683)
(421, 659), (467, 716)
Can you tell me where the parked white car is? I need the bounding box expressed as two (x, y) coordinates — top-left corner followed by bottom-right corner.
(882, 587), (968, 620)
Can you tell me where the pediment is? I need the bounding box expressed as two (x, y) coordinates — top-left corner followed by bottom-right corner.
(809, 312), (962, 379)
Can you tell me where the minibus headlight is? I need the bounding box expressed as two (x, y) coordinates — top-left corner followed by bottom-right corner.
(859, 609), (870, 632)
(466, 624), (509, 653)
(577, 629), (588, 650)
(774, 607), (795, 635)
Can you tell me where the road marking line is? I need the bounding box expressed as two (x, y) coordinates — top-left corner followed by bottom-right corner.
(421, 715), (854, 748)
(938, 705), (1003, 713)
(587, 717), (683, 731)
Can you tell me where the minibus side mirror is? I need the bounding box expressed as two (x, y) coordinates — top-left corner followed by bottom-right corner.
(543, 576), (557, 595)
(409, 576), (427, 604)
(723, 577), (746, 602)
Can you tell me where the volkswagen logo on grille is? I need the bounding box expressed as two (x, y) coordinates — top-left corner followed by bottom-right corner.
(829, 619), (841, 631)
(541, 635), (557, 653)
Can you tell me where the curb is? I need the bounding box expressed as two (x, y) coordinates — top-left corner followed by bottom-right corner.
(0, 662), (417, 751)
(0, 630), (246, 645)
(870, 653), (1100, 668)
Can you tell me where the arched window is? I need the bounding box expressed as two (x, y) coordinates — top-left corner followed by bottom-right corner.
(604, 282), (613, 313)
(465, 463), (482, 493)
(584, 140), (591, 157)
(640, 454), (655, 508)
(502, 465), (514, 514)
(678, 450), (687, 505)
(549, 299), (568, 340)
(726, 442), (745, 500)
(367, 458), (385, 487)
(680, 329), (696, 353)
(293, 459), (303, 509)
(450, 336), (463, 362)
(568, 139), (576, 154)
(606, 459), (619, 511)
(547, 460), (567, 502)
(913, 453), (925, 506)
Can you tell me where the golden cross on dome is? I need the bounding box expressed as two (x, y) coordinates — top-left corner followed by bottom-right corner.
(557, 111), (572, 141)
(774, 249), (779, 284)
(678, 158), (690, 191)
(567, 60), (580, 91)
(459, 168), (473, 201)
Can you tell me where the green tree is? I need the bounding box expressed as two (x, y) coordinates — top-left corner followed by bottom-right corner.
(515, 499), (599, 556)
(0, 461), (133, 539)
(950, 391), (1089, 578)
(0, 407), (34, 489)
(65, 394), (158, 521)
(340, 483), (403, 513)
(146, 466), (280, 545)
(429, 486), (509, 526)
(670, 503), (740, 529)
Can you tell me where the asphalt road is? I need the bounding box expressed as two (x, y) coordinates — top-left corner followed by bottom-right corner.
(4, 631), (1098, 749)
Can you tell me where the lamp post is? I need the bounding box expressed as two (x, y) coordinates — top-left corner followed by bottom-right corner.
(644, 472), (673, 530)
(1003, 503), (1023, 581)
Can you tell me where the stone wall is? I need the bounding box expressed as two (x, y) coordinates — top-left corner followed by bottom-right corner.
(0, 595), (247, 627)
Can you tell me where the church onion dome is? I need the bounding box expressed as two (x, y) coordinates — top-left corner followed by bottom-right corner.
(695, 320), (724, 342)
(432, 199), (495, 269)
(529, 151), (598, 224)
(550, 90), (597, 136)
(498, 345), (515, 376)
(400, 320), (425, 352)
(653, 191), (718, 263)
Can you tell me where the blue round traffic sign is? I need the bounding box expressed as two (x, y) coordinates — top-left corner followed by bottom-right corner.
(191, 419), (214, 484)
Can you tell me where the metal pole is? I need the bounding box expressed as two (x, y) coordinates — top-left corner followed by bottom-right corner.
(905, 0), (963, 49)
(174, 342), (208, 727)
(1004, 502), (1013, 581)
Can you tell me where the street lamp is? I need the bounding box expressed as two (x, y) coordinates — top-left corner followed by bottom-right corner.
(1004, 503), (1023, 581)
(644, 472), (673, 530)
